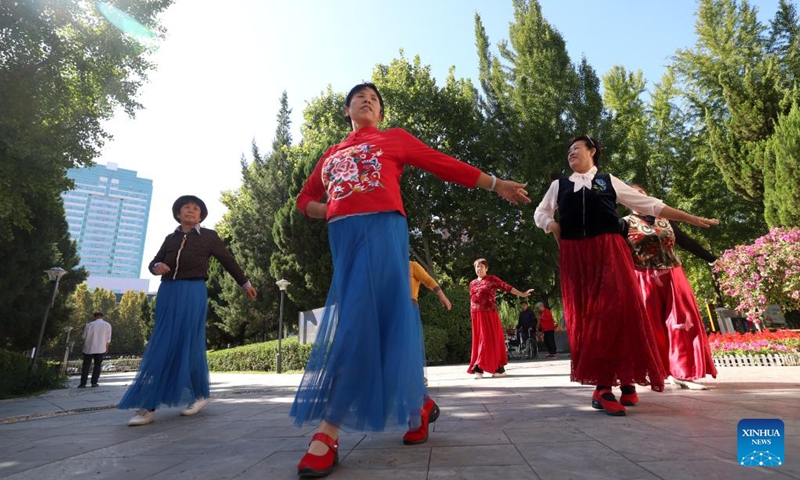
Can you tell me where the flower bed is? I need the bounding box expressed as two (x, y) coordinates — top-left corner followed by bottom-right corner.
(708, 330), (800, 366)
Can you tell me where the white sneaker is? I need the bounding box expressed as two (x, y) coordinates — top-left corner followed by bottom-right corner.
(492, 371), (508, 377)
(682, 380), (709, 390)
(180, 397), (211, 416)
(128, 409), (155, 426)
(474, 372), (484, 379)
(669, 376), (687, 389)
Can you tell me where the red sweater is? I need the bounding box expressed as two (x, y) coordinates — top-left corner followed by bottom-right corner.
(297, 126), (482, 220)
(539, 308), (555, 331)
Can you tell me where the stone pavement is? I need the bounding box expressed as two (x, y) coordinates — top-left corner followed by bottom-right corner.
(0, 359), (798, 480)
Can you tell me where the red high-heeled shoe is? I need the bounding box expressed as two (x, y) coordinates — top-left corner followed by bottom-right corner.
(403, 397), (440, 445)
(591, 389), (627, 416)
(297, 432), (339, 478)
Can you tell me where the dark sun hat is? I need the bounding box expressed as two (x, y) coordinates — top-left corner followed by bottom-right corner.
(172, 195), (208, 223)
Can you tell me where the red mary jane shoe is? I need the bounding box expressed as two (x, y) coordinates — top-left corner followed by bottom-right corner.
(620, 388), (639, 407)
(591, 389), (627, 416)
(403, 397), (440, 445)
(297, 432), (339, 478)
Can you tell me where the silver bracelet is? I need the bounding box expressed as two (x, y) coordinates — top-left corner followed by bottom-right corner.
(489, 174), (497, 192)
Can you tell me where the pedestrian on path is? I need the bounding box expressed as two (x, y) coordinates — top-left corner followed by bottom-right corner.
(535, 302), (557, 358)
(291, 82), (531, 478)
(119, 195), (257, 426)
(77, 311), (112, 388)
(533, 135), (718, 416)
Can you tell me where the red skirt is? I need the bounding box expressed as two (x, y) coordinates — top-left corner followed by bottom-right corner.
(635, 266), (718, 381)
(560, 234), (666, 391)
(467, 310), (508, 374)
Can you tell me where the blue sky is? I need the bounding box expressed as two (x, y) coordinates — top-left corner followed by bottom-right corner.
(96, 0), (782, 291)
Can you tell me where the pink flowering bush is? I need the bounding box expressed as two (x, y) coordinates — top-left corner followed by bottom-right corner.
(708, 331), (800, 358)
(715, 227), (800, 325)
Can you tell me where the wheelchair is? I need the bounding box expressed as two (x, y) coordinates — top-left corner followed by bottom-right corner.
(506, 327), (538, 360)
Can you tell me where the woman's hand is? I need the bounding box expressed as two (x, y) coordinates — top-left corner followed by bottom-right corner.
(245, 285), (258, 300)
(688, 216), (720, 228)
(548, 221), (562, 246)
(522, 289), (534, 297)
(438, 292), (452, 310)
(305, 201), (328, 219)
(495, 178), (531, 206)
(153, 263), (171, 275)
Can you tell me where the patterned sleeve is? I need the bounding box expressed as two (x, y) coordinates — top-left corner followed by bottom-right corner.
(489, 275), (513, 293)
(296, 144), (337, 216)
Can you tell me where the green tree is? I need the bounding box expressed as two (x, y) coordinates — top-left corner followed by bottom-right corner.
(765, 102), (800, 227)
(211, 92), (296, 345)
(113, 290), (147, 355)
(270, 88), (347, 311)
(472, 0), (609, 306)
(672, 0), (800, 227)
(0, 0), (172, 351)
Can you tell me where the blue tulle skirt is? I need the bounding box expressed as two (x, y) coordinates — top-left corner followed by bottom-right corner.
(290, 212), (427, 432)
(118, 279), (210, 410)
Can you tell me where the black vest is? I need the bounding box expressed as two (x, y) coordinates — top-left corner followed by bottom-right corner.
(557, 174), (625, 240)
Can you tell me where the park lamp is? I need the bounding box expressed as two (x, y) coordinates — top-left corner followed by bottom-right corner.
(275, 279), (290, 374)
(31, 267), (68, 372)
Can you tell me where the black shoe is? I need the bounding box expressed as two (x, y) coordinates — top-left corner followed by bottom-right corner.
(77, 385), (86, 388)
(91, 384), (99, 388)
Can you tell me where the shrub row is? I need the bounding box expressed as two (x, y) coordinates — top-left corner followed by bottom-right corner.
(206, 337), (312, 372)
(0, 349), (68, 399)
(418, 283), (473, 365)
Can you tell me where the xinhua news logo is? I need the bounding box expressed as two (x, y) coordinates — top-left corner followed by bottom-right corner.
(738, 419), (784, 467)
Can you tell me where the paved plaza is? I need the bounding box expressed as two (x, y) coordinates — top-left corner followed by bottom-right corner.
(0, 358), (798, 479)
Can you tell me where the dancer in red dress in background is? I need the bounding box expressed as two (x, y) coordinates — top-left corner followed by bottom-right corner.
(534, 135), (718, 416)
(624, 186), (718, 391)
(468, 258), (533, 379)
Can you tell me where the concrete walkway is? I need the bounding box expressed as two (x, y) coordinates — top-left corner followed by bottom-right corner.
(0, 359), (798, 479)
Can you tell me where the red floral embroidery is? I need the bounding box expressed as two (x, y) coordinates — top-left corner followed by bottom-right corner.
(322, 144), (384, 201)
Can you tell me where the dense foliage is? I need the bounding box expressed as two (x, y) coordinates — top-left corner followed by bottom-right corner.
(0, 350), (68, 399)
(0, 0), (172, 354)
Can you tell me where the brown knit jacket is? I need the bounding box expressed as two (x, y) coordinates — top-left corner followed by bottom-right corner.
(148, 227), (248, 286)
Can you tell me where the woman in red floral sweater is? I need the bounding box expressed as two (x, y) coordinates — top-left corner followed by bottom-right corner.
(291, 82), (531, 478)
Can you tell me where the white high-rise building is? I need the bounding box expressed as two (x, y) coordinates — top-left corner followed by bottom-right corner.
(62, 162), (153, 293)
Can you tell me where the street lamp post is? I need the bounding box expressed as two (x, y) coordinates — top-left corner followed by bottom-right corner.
(30, 267), (67, 373)
(61, 326), (74, 375)
(275, 279), (290, 374)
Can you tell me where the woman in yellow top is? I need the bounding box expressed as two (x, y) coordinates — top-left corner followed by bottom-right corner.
(404, 260), (450, 445)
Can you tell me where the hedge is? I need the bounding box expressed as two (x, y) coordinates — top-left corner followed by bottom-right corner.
(418, 283), (473, 365)
(206, 337), (312, 372)
(0, 349), (68, 399)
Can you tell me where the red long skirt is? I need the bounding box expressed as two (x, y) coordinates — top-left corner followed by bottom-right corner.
(635, 266), (718, 381)
(560, 234), (666, 390)
(467, 310), (508, 374)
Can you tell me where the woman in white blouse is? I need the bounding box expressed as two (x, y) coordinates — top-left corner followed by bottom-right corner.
(533, 135), (718, 416)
